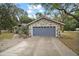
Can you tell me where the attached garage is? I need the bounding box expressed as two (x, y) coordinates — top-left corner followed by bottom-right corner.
(27, 17), (64, 37)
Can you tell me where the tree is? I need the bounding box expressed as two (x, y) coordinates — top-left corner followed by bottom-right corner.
(64, 16), (77, 31)
(52, 3), (79, 28)
(20, 15), (33, 24)
(36, 12), (43, 18)
(37, 3), (79, 30)
(0, 3), (28, 33)
(40, 4), (79, 22)
(0, 3), (17, 32)
(52, 4), (79, 22)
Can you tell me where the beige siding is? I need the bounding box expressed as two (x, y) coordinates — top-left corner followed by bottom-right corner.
(28, 19), (61, 37)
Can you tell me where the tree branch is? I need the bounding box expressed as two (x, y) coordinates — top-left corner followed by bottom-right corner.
(57, 8), (79, 22)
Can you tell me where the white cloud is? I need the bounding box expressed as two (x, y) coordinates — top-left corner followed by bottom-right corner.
(28, 15), (33, 18)
(27, 5), (44, 18)
(28, 6), (33, 10)
(33, 14), (36, 19)
(39, 9), (43, 12)
(32, 5), (42, 10)
(27, 10), (32, 13)
(28, 14), (36, 19)
(27, 5), (43, 14)
(32, 5), (37, 9)
(37, 5), (42, 9)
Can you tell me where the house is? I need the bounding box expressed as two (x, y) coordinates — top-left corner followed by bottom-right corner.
(27, 17), (64, 37)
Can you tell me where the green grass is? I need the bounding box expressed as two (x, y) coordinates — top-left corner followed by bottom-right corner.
(60, 31), (79, 55)
(0, 32), (14, 40)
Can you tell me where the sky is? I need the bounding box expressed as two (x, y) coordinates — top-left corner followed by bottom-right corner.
(16, 3), (45, 18)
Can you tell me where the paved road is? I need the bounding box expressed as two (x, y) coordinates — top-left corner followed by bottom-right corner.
(0, 37), (77, 56)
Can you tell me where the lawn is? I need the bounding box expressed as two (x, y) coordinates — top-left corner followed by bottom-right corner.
(59, 31), (79, 55)
(0, 32), (14, 40)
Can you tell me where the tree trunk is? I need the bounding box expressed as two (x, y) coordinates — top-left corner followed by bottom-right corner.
(0, 30), (1, 35)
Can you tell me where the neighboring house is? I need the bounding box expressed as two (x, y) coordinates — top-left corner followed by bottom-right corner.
(26, 17), (64, 37)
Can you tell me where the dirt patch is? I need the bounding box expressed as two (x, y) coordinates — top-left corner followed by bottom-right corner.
(59, 31), (79, 55)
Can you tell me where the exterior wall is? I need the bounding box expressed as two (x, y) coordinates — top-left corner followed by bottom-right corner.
(28, 19), (61, 37)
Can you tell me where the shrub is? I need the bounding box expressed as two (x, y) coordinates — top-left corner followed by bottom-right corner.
(21, 26), (29, 35)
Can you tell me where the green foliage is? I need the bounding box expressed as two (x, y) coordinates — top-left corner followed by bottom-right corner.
(37, 3), (79, 31)
(64, 17), (77, 31)
(36, 12), (43, 18)
(14, 26), (19, 34)
(17, 26), (29, 38)
(52, 4), (60, 9)
(15, 25), (28, 35)
(0, 3), (28, 32)
(20, 15), (33, 24)
(21, 26), (28, 35)
(0, 4), (18, 30)
(74, 11), (79, 17)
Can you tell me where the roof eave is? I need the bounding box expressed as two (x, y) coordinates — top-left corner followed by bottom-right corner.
(26, 17), (65, 26)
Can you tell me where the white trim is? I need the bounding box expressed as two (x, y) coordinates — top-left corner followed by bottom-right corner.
(31, 28), (33, 36)
(55, 25), (58, 37)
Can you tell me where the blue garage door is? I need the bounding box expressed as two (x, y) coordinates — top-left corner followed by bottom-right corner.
(33, 26), (56, 37)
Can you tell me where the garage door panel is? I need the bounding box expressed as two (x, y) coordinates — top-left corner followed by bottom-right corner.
(33, 26), (56, 37)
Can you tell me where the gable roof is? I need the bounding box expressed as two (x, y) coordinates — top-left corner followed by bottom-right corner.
(27, 17), (64, 26)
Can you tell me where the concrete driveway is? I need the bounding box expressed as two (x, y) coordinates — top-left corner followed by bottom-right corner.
(0, 37), (77, 56)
